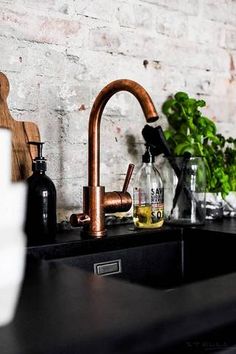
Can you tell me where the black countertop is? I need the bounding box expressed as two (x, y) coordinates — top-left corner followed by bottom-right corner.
(27, 223), (182, 260)
(1, 219), (236, 353)
(27, 218), (236, 260)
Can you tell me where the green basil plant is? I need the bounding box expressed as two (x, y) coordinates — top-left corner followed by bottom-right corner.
(162, 91), (236, 197)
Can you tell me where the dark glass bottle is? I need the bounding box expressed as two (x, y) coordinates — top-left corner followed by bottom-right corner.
(25, 142), (57, 245)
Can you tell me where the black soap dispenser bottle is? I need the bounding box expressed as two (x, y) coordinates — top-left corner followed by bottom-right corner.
(25, 142), (57, 244)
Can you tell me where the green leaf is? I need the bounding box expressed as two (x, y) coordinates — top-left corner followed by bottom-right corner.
(163, 129), (173, 141)
(174, 92), (189, 101)
(161, 99), (176, 116)
(174, 143), (195, 155)
(196, 99), (206, 107)
(227, 137), (234, 144)
(168, 114), (185, 130)
(162, 90), (236, 195)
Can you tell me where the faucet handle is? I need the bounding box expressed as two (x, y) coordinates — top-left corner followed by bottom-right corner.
(104, 164), (134, 214)
(70, 213), (90, 227)
(122, 163), (135, 193)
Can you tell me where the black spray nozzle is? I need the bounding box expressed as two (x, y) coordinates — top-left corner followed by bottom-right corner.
(141, 124), (192, 177)
(28, 141), (46, 172)
(142, 124), (181, 177)
(142, 144), (154, 163)
(142, 125), (171, 157)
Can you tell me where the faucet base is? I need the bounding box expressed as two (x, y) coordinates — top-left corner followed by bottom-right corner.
(83, 186), (106, 238)
(88, 229), (107, 238)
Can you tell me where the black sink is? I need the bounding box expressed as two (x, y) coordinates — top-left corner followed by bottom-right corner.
(183, 228), (236, 284)
(49, 240), (183, 289)
(46, 227), (236, 290)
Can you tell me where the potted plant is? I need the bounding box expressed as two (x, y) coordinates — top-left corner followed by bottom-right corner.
(162, 91), (236, 218)
(220, 136), (236, 216)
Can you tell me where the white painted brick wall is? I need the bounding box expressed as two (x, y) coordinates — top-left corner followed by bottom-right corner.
(1, 0), (236, 220)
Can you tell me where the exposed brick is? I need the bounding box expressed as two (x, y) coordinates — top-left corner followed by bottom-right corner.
(26, 44), (66, 78)
(155, 7), (188, 39)
(0, 0), (235, 220)
(225, 27), (236, 50)
(188, 18), (225, 48)
(116, 2), (137, 28)
(141, 0), (199, 15)
(89, 27), (121, 52)
(116, 2), (155, 31)
(184, 69), (230, 97)
(7, 72), (40, 111)
(201, 0), (230, 23)
(0, 37), (27, 73)
(72, 0), (116, 23)
(0, 9), (82, 45)
(133, 3), (155, 30)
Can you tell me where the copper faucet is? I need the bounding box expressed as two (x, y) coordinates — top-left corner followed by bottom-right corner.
(70, 79), (159, 238)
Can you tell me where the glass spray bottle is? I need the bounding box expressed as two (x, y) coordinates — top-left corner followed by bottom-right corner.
(133, 144), (164, 229)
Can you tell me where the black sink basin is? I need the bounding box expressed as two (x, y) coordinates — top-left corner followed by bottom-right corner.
(49, 240), (183, 289)
(47, 228), (236, 290)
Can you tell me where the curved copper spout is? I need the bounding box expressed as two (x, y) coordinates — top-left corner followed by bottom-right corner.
(88, 79), (159, 186)
(71, 79), (159, 238)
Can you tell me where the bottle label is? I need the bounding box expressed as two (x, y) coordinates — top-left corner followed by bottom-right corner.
(151, 187), (163, 204)
(133, 187), (164, 228)
(150, 187), (164, 223)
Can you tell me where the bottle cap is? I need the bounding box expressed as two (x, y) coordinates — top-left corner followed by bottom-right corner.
(28, 142), (47, 172)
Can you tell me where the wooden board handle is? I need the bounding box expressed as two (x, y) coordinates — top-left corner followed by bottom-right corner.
(0, 72), (10, 102)
(0, 72), (41, 181)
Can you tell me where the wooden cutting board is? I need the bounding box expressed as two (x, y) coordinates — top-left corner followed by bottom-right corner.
(0, 72), (40, 181)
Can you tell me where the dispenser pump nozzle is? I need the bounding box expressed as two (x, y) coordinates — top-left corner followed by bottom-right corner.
(28, 141), (47, 172)
(142, 144), (155, 163)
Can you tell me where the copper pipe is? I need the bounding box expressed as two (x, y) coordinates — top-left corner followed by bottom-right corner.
(83, 186), (106, 237)
(88, 79), (159, 187)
